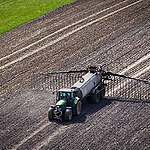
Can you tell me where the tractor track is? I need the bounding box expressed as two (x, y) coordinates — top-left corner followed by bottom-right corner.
(0, 0), (144, 68)
(0, 0), (149, 96)
(41, 102), (150, 150)
(0, 0), (124, 58)
(0, 0), (150, 150)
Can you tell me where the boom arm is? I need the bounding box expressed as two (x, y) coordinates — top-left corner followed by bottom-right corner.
(31, 66), (150, 101)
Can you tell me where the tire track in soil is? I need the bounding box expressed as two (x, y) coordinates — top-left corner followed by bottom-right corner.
(0, 0), (142, 69)
(30, 62), (150, 150)
(30, 5), (150, 150)
(34, 94), (150, 150)
(1, 0), (148, 99)
(38, 71), (149, 150)
(0, 0), (123, 58)
(14, 52), (150, 150)
(0, 0), (150, 150)
(59, 5), (150, 72)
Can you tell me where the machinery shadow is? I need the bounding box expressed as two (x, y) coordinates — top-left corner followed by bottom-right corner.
(60, 98), (112, 125)
(107, 97), (150, 104)
(59, 97), (150, 125)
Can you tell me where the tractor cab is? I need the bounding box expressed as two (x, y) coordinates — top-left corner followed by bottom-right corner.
(56, 88), (76, 105)
(49, 88), (82, 121)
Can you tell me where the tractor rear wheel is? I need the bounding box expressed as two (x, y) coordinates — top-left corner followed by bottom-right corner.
(48, 107), (54, 121)
(74, 100), (82, 116)
(65, 108), (73, 121)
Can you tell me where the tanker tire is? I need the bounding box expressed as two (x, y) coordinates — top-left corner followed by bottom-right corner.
(93, 92), (101, 104)
(65, 109), (73, 121)
(94, 87), (106, 103)
(74, 100), (82, 116)
(88, 92), (100, 104)
(95, 92), (101, 103)
(100, 87), (105, 100)
(48, 107), (54, 121)
(87, 95), (93, 103)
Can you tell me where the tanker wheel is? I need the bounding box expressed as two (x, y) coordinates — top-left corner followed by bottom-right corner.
(74, 100), (82, 116)
(93, 92), (101, 104)
(65, 109), (73, 121)
(95, 86), (106, 102)
(48, 107), (54, 121)
(100, 87), (105, 100)
(88, 92), (100, 104)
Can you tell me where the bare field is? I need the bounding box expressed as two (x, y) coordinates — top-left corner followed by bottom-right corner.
(0, 0), (150, 150)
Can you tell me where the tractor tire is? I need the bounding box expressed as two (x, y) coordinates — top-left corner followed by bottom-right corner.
(74, 100), (82, 116)
(65, 108), (73, 121)
(100, 87), (105, 100)
(48, 107), (54, 121)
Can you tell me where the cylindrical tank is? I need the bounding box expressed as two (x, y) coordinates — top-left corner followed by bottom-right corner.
(72, 72), (101, 98)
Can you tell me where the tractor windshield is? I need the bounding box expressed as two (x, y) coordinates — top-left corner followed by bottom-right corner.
(57, 91), (73, 101)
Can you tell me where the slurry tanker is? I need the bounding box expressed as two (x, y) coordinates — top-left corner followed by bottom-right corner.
(37, 65), (150, 122)
(48, 66), (106, 121)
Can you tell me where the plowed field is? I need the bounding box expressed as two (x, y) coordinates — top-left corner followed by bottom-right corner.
(0, 0), (150, 150)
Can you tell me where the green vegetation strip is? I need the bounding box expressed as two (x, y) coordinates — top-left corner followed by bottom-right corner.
(0, 0), (75, 34)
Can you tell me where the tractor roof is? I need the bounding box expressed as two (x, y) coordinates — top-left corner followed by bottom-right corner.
(58, 88), (75, 92)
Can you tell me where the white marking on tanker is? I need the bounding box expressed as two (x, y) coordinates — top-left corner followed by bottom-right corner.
(0, 0), (143, 70)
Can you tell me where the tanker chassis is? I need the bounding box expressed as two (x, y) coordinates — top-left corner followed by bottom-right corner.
(48, 66), (106, 121)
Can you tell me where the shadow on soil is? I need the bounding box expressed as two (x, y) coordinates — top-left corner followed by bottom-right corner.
(56, 98), (112, 125)
(107, 98), (150, 104)
(56, 97), (150, 125)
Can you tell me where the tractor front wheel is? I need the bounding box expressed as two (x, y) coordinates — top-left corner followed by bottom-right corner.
(48, 107), (54, 121)
(65, 108), (73, 121)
